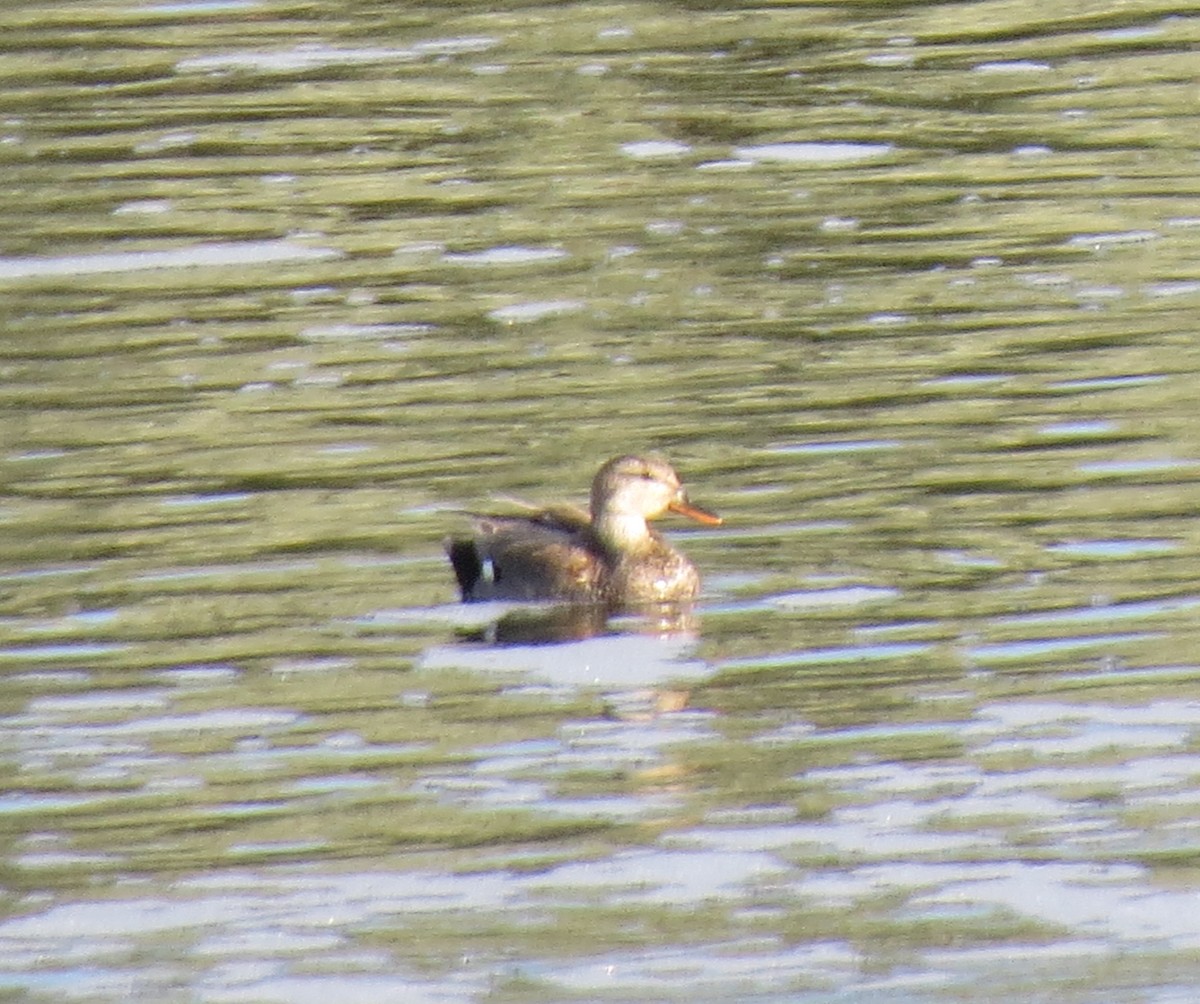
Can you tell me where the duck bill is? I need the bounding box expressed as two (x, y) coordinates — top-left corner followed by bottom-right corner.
(668, 499), (723, 526)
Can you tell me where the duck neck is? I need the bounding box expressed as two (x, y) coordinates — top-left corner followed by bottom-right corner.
(592, 511), (655, 556)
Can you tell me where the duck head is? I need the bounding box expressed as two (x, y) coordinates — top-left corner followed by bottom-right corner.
(590, 454), (722, 529)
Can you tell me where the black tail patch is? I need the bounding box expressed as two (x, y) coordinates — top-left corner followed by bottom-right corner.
(446, 539), (483, 601)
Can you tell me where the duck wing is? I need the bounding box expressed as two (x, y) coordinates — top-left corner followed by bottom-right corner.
(447, 510), (603, 602)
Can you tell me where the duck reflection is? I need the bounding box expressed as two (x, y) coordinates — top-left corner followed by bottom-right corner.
(454, 601), (697, 646)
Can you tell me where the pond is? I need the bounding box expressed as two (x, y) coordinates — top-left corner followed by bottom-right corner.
(2, 1), (1200, 1001)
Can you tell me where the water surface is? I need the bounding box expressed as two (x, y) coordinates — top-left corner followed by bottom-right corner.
(2, 1), (1200, 1001)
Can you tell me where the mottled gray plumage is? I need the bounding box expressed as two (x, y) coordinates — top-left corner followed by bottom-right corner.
(446, 454), (720, 606)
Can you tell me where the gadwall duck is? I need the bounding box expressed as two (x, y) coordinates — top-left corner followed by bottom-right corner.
(447, 454), (721, 606)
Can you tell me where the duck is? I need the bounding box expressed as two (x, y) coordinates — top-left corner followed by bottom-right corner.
(446, 454), (721, 606)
